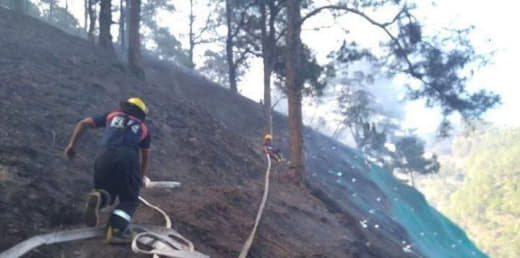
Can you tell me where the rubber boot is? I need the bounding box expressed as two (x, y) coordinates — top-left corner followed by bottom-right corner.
(83, 189), (111, 227)
(105, 225), (137, 244)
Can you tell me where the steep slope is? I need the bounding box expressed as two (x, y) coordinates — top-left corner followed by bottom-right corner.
(0, 9), (399, 258)
(0, 8), (484, 258)
(144, 38), (488, 258)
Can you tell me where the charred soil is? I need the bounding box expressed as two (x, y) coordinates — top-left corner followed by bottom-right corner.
(0, 9), (413, 258)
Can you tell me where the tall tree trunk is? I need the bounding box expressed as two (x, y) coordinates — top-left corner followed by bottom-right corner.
(119, 0), (126, 50)
(286, 0), (304, 184)
(225, 0), (237, 93)
(188, 0), (195, 68)
(260, 2), (273, 136)
(88, 0), (97, 42)
(84, 0), (88, 32)
(99, 0), (114, 51)
(128, 0), (144, 78)
(263, 58), (273, 135)
(48, 1), (54, 21)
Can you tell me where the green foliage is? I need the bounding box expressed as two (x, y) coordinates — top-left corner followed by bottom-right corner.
(140, 0), (190, 66)
(300, 48), (331, 96)
(337, 87), (384, 153)
(393, 136), (439, 175)
(0, 0), (40, 16)
(142, 0), (175, 27)
(199, 49), (229, 86)
(152, 27), (191, 66)
(45, 5), (83, 36)
(1, 0), (81, 36)
(273, 44), (332, 96)
(325, 1), (500, 136)
(420, 128), (520, 258)
(334, 75), (438, 177)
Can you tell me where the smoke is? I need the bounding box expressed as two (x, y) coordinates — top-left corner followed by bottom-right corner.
(297, 60), (409, 147)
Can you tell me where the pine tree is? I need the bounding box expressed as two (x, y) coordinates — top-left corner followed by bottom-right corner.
(128, 0), (144, 78)
(285, 0), (304, 184)
(98, 0), (113, 51)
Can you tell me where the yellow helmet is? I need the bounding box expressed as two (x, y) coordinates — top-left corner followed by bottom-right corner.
(264, 134), (272, 140)
(127, 97), (148, 114)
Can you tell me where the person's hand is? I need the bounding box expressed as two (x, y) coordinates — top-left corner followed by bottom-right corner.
(64, 144), (76, 160)
(141, 176), (151, 188)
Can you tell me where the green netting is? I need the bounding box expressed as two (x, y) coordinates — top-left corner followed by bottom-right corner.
(317, 147), (487, 257)
(367, 164), (487, 258)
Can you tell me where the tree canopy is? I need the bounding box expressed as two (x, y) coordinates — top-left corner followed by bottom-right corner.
(5, 0), (501, 186)
(418, 128), (520, 258)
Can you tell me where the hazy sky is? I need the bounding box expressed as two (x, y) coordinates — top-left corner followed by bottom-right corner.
(59, 0), (519, 136)
(407, 0), (520, 133)
(296, 0), (520, 135)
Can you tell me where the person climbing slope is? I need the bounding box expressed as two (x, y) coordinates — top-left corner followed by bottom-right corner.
(262, 134), (283, 162)
(64, 97), (151, 244)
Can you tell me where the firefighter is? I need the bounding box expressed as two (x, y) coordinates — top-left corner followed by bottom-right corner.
(64, 97), (151, 244)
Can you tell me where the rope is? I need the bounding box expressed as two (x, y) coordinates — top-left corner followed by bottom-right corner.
(238, 154), (272, 258)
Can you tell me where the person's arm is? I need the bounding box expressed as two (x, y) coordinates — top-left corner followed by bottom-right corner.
(139, 130), (151, 187)
(64, 118), (95, 160)
(140, 149), (149, 181)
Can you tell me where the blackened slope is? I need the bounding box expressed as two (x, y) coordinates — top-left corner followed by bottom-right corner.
(0, 8), (412, 258)
(143, 45), (416, 257)
(143, 19), (485, 258)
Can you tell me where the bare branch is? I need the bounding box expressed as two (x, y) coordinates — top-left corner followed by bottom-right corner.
(300, 5), (422, 81)
(271, 94), (285, 108)
(245, 47), (263, 58)
(231, 2), (256, 39)
(300, 4), (460, 108)
(234, 47), (252, 67)
(243, 22), (263, 41)
(302, 24), (334, 32)
(194, 37), (221, 45)
(193, 12), (215, 42)
(275, 29), (286, 43)
(381, 7), (407, 27)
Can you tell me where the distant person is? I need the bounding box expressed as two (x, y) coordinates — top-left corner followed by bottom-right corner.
(262, 134), (283, 162)
(64, 97), (151, 244)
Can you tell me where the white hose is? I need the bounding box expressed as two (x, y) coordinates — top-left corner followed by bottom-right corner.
(143, 176), (181, 189)
(0, 179), (208, 258)
(0, 228), (104, 258)
(132, 181), (209, 258)
(238, 154), (271, 258)
(138, 195), (173, 229)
